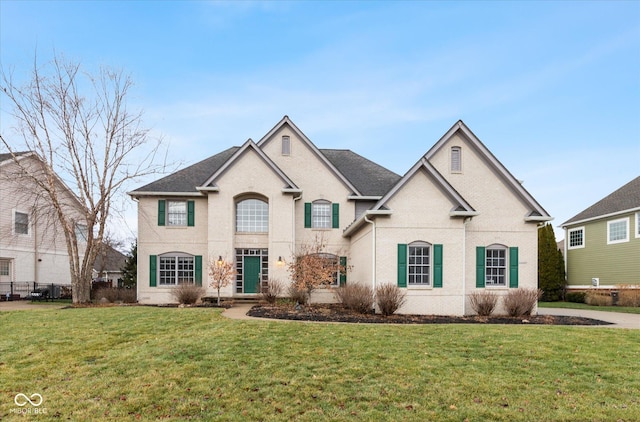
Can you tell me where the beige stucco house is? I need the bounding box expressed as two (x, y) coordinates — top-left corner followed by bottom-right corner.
(130, 116), (551, 315)
(0, 152), (87, 297)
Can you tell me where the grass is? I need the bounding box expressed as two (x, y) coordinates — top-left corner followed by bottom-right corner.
(1, 307), (638, 421)
(539, 301), (640, 314)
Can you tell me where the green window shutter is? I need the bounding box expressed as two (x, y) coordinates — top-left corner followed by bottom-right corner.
(339, 256), (347, 286)
(195, 255), (203, 287)
(158, 200), (166, 226)
(149, 255), (157, 287)
(304, 203), (312, 228)
(433, 244), (443, 288)
(397, 244), (407, 288)
(332, 203), (340, 229)
(476, 246), (486, 288)
(187, 200), (195, 227)
(509, 247), (519, 288)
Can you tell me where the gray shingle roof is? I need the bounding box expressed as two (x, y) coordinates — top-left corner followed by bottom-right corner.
(562, 176), (640, 226)
(0, 151), (31, 163)
(131, 147), (240, 193)
(131, 146), (401, 197)
(320, 149), (401, 196)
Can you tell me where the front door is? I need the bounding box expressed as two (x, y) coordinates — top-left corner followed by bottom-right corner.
(243, 256), (261, 293)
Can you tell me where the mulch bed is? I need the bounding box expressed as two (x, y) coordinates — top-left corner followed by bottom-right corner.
(248, 304), (613, 326)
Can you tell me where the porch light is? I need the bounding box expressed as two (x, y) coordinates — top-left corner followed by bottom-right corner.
(217, 256), (223, 266)
(277, 256), (284, 267)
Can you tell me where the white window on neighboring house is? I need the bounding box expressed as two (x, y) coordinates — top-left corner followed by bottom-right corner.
(607, 217), (629, 244)
(75, 224), (88, 242)
(568, 227), (585, 249)
(159, 254), (195, 285)
(282, 136), (291, 156)
(450, 146), (462, 173)
(14, 211), (29, 235)
(636, 212), (640, 238)
(0, 260), (10, 277)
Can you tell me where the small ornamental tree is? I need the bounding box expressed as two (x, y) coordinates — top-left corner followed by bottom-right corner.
(288, 234), (345, 305)
(208, 256), (236, 306)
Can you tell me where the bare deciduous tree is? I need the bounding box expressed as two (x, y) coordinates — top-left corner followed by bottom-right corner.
(288, 234), (346, 304)
(208, 255), (236, 306)
(0, 53), (165, 303)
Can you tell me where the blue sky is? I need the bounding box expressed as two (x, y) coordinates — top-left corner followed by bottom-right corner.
(1, 0), (639, 243)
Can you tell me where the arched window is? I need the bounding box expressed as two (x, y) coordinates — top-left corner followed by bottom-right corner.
(408, 241), (431, 286)
(236, 198), (269, 232)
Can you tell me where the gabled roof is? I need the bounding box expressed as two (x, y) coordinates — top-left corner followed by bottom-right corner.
(373, 157), (477, 216)
(257, 116), (362, 195)
(94, 244), (127, 273)
(562, 176), (640, 226)
(425, 120), (551, 221)
(129, 147), (240, 196)
(0, 151), (33, 166)
(199, 139), (299, 192)
(320, 149), (401, 197)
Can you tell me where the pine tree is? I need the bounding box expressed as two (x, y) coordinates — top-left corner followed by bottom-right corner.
(538, 224), (565, 301)
(120, 242), (137, 289)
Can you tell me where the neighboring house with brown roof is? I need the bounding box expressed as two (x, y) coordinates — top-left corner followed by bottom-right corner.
(93, 244), (127, 287)
(130, 116), (551, 315)
(561, 176), (640, 289)
(0, 151), (88, 295)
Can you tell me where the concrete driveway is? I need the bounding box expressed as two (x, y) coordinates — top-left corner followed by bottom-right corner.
(537, 307), (639, 329)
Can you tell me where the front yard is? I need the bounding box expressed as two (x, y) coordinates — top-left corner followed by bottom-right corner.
(1, 306), (638, 421)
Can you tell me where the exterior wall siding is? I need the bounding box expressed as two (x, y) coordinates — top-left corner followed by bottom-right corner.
(1, 156), (85, 286)
(566, 213), (640, 286)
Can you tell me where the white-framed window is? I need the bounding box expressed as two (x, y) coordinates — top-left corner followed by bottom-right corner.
(408, 241), (431, 286)
(0, 260), (10, 276)
(635, 212), (640, 238)
(450, 146), (462, 173)
(607, 217), (629, 244)
(312, 200), (332, 229)
(282, 136), (291, 156)
(75, 224), (88, 243)
(236, 198), (269, 233)
(167, 201), (188, 226)
(159, 253), (195, 285)
(568, 227), (585, 249)
(14, 211), (29, 235)
(485, 245), (507, 287)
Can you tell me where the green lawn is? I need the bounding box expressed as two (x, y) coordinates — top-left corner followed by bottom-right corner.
(1, 307), (638, 421)
(539, 301), (640, 314)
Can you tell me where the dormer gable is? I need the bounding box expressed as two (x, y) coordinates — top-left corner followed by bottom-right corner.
(425, 120), (551, 222)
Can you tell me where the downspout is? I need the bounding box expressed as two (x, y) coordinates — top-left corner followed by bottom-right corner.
(364, 214), (376, 311)
(462, 217), (471, 315)
(33, 209), (38, 287)
(292, 194), (302, 259)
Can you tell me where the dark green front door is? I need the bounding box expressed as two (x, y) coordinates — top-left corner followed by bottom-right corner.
(243, 256), (261, 293)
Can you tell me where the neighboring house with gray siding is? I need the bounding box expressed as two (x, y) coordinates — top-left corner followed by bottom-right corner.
(561, 176), (640, 289)
(130, 116), (551, 315)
